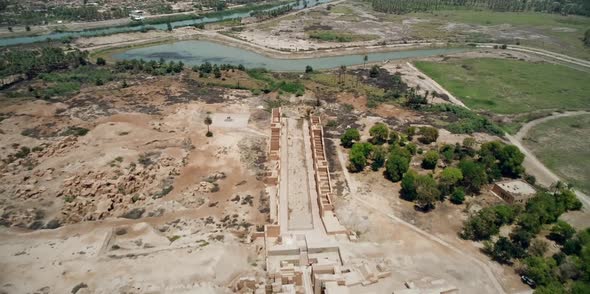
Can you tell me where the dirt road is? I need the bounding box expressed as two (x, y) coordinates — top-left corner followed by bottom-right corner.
(505, 111), (590, 208)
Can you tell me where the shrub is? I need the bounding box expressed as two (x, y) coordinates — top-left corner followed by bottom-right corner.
(61, 126), (89, 137)
(370, 146), (386, 171)
(400, 170), (418, 201)
(450, 188), (465, 204)
(340, 128), (360, 148)
(418, 127), (438, 144)
(385, 146), (411, 182)
(206, 131), (213, 137)
(369, 123), (389, 145)
(96, 57), (106, 66)
(421, 150), (439, 169)
(348, 142), (373, 172)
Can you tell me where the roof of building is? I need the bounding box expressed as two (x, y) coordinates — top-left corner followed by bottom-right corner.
(496, 180), (536, 196)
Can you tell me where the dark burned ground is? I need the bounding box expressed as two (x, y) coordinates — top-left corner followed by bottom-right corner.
(166, 77), (225, 104)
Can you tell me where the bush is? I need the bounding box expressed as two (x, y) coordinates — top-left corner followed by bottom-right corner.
(340, 128), (360, 148)
(421, 150), (439, 169)
(450, 188), (465, 204)
(369, 123), (389, 145)
(206, 131), (213, 137)
(370, 146), (386, 171)
(61, 126), (89, 137)
(305, 65), (313, 73)
(348, 142), (373, 172)
(96, 57), (106, 66)
(385, 146), (411, 182)
(418, 127), (438, 144)
(400, 170), (418, 201)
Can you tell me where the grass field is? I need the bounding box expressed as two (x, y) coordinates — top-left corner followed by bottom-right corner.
(414, 58), (590, 115)
(374, 7), (590, 60)
(523, 113), (590, 194)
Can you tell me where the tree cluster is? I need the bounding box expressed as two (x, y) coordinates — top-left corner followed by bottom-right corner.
(114, 58), (184, 75)
(0, 47), (88, 80)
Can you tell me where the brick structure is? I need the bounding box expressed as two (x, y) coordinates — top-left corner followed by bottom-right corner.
(309, 116), (346, 235)
(492, 179), (536, 204)
(266, 108), (282, 224)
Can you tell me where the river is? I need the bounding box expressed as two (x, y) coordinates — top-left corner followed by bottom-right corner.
(112, 40), (471, 71)
(0, 0), (327, 47)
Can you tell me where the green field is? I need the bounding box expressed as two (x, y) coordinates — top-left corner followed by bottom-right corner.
(375, 8), (590, 60)
(414, 58), (590, 115)
(523, 113), (590, 194)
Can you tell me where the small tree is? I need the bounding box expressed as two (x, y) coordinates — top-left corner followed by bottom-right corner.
(370, 145), (386, 171)
(548, 221), (575, 245)
(385, 146), (411, 182)
(340, 128), (360, 148)
(167, 22), (173, 31)
(369, 123), (389, 145)
(204, 115), (213, 136)
(363, 55), (368, 69)
(450, 188), (465, 204)
(96, 57), (106, 66)
(400, 170), (418, 201)
(25, 25), (31, 32)
(415, 174), (440, 211)
(421, 150), (439, 169)
(348, 142), (373, 172)
(305, 65), (313, 73)
(213, 65), (221, 78)
(439, 167), (463, 196)
(418, 127), (438, 144)
(369, 65), (379, 78)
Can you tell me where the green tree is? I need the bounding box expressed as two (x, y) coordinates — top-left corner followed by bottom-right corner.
(213, 65), (221, 78)
(439, 167), (463, 196)
(549, 221), (576, 245)
(405, 142), (417, 155)
(369, 65), (379, 78)
(458, 160), (487, 194)
(415, 174), (440, 210)
(498, 144), (525, 178)
(450, 188), (465, 204)
(523, 256), (558, 287)
(363, 54), (368, 69)
(25, 25), (31, 32)
(340, 128), (360, 148)
(204, 115), (212, 136)
(370, 145), (386, 171)
(305, 65), (313, 73)
(400, 170), (418, 201)
(167, 22), (173, 31)
(584, 28), (590, 47)
(439, 144), (455, 163)
(421, 150), (439, 169)
(418, 127), (438, 144)
(96, 57), (106, 66)
(385, 146), (411, 182)
(348, 142), (373, 172)
(488, 237), (518, 264)
(461, 208), (499, 240)
(369, 123), (389, 145)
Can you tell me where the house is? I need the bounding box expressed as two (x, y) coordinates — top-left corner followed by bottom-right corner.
(492, 180), (536, 204)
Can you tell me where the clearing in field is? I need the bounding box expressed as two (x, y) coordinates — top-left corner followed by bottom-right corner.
(414, 58), (590, 115)
(522, 113), (590, 195)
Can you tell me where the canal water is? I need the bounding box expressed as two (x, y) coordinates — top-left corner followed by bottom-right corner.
(0, 0), (327, 47)
(113, 40), (471, 71)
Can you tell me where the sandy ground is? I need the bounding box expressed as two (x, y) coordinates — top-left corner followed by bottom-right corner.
(0, 72), (274, 292)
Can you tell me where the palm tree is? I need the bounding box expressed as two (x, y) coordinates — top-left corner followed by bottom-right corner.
(204, 115), (212, 136)
(363, 55), (368, 69)
(340, 65), (347, 85)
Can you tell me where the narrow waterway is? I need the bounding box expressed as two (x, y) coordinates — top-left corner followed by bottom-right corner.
(112, 40), (471, 71)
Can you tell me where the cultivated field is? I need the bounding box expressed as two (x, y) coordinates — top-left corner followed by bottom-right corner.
(523, 113), (590, 194)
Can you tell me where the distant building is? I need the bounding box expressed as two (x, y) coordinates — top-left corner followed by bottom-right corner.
(129, 10), (145, 21)
(492, 180), (536, 204)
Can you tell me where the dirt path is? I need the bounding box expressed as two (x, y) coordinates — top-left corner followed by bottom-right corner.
(506, 111), (590, 208)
